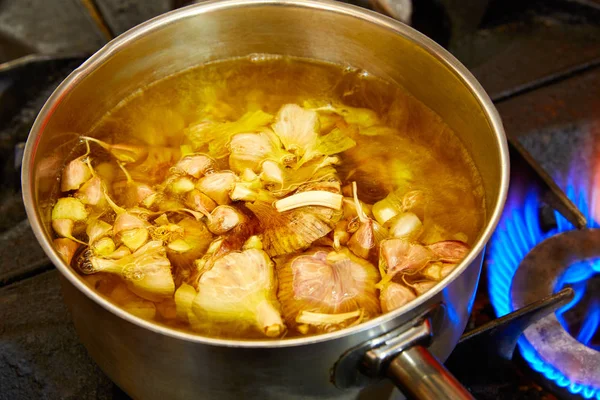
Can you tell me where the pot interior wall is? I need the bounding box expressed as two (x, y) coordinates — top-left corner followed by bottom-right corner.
(29, 1), (504, 240)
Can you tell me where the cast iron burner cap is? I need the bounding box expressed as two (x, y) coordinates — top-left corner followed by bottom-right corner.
(512, 228), (600, 392)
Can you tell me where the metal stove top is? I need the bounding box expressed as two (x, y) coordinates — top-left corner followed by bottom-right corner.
(1, 1), (600, 399)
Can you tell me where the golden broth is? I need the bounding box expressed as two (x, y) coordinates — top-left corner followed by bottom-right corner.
(58, 56), (485, 339)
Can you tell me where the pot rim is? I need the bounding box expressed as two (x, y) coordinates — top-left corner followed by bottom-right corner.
(21, 0), (509, 348)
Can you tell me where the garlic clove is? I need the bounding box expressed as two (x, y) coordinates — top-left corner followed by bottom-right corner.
(427, 240), (470, 263)
(52, 197), (88, 221)
(113, 212), (148, 236)
(93, 237), (116, 256)
(379, 238), (433, 282)
(53, 238), (80, 265)
(61, 157), (92, 192)
(174, 282), (197, 322)
(172, 153), (216, 178)
(75, 176), (104, 205)
(196, 171), (237, 205)
(385, 212), (422, 240)
(110, 283), (157, 320)
(207, 205), (243, 235)
(86, 219), (112, 244)
(167, 239), (192, 253)
(380, 282), (416, 313)
(120, 228), (149, 251)
(52, 218), (75, 238)
(412, 280), (438, 296)
(169, 177), (196, 195)
(242, 235), (263, 250)
(422, 263), (443, 281)
(185, 189), (217, 216)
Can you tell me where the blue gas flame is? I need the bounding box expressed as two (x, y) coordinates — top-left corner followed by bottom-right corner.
(488, 179), (600, 398)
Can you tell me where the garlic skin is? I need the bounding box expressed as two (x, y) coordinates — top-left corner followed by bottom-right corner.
(378, 238), (433, 283)
(192, 248), (285, 338)
(427, 240), (470, 263)
(272, 104), (318, 155)
(229, 132), (274, 173)
(277, 247), (380, 334)
(86, 219), (113, 244)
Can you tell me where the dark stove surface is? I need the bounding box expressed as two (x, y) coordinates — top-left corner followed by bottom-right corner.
(1, 1), (600, 399)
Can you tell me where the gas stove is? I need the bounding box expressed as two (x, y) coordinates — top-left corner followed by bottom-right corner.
(1, 1), (600, 399)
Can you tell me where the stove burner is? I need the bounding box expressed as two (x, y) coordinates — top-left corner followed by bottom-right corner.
(513, 229), (600, 394)
(488, 182), (600, 399)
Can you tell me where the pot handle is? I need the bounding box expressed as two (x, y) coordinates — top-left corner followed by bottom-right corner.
(333, 311), (475, 399)
(385, 345), (474, 400)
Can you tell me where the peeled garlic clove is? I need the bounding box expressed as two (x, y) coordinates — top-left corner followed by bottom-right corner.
(54, 238), (80, 264)
(380, 282), (416, 313)
(174, 282), (197, 322)
(192, 248), (285, 337)
(93, 237), (116, 256)
(277, 248), (380, 334)
(61, 158), (92, 192)
(385, 212), (422, 240)
(272, 104), (318, 155)
(441, 263), (457, 278)
(168, 239), (192, 253)
(427, 240), (470, 263)
(372, 196), (401, 225)
(243, 235), (263, 250)
(105, 245), (131, 260)
(52, 197), (88, 222)
(110, 283), (156, 320)
(230, 183), (258, 202)
(52, 218), (75, 238)
(207, 205), (243, 235)
(172, 153), (216, 178)
(76, 176), (104, 205)
(168, 176), (196, 195)
(196, 171), (237, 205)
(412, 280), (437, 296)
(422, 263), (443, 281)
(120, 228), (149, 251)
(185, 189), (217, 216)
(260, 160), (285, 185)
(86, 219), (112, 243)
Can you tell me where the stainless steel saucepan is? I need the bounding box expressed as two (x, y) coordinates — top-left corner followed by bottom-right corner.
(21, 1), (509, 399)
